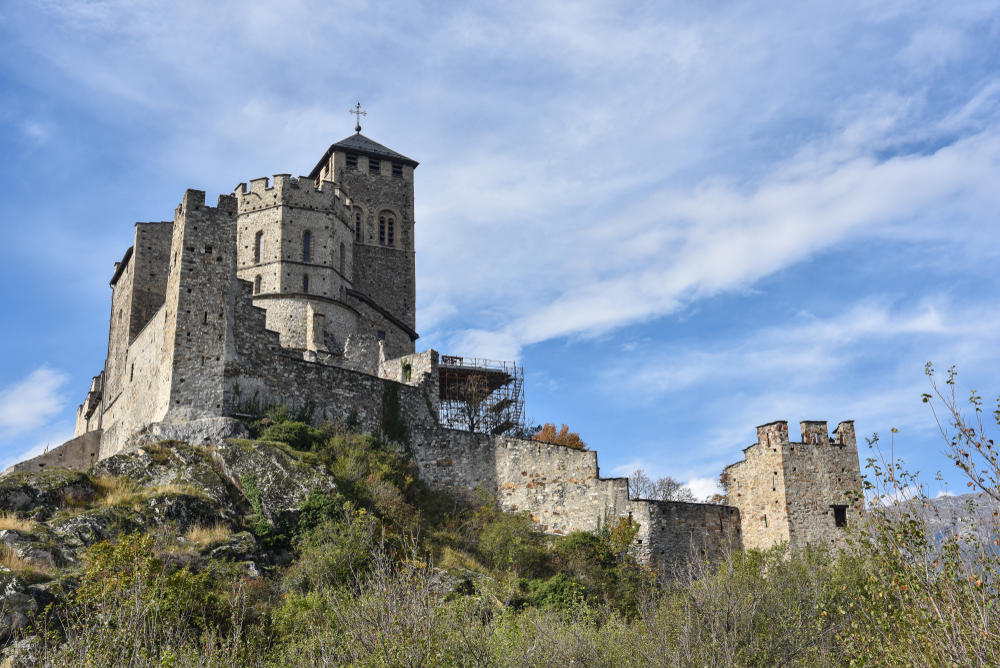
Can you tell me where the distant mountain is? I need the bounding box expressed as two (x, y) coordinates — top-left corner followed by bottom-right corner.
(911, 491), (999, 554)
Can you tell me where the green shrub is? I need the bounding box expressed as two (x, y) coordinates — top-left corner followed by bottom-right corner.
(477, 512), (547, 575)
(283, 504), (381, 592)
(259, 420), (325, 451)
(527, 574), (587, 610)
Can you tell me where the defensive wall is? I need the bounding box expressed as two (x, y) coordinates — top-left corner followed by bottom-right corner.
(2, 431), (102, 475)
(410, 428), (742, 570)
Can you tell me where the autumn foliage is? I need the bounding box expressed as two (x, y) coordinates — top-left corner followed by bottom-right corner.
(532, 423), (587, 450)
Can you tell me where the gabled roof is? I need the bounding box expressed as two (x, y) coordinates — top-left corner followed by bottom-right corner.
(308, 133), (418, 179)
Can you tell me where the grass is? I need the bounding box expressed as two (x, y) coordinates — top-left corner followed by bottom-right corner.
(0, 546), (55, 580)
(0, 512), (35, 534)
(184, 523), (232, 547)
(92, 477), (208, 509)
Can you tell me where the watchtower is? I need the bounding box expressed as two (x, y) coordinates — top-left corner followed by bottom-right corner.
(724, 420), (863, 551)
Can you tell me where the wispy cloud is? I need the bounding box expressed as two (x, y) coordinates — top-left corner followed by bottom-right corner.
(0, 367), (70, 435)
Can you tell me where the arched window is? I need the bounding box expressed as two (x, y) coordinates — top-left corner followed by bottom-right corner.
(302, 230), (311, 262)
(302, 274), (309, 293)
(354, 208), (363, 242)
(378, 211), (396, 247)
(253, 275), (262, 294)
(339, 242), (345, 275)
(254, 231), (263, 263)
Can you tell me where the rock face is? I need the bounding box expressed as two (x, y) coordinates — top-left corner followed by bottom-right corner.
(128, 417), (250, 449)
(0, 437), (339, 646)
(0, 469), (95, 517)
(212, 440), (338, 524)
(94, 441), (243, 520)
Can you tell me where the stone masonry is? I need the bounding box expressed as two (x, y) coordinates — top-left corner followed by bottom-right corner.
(7, 127), (863, 568)
(724, 420), (863, 551)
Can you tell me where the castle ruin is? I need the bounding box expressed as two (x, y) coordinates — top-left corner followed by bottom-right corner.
(6, 128), (863, 567)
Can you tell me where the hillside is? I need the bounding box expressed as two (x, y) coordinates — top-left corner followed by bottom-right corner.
(0, 413), (996, 666)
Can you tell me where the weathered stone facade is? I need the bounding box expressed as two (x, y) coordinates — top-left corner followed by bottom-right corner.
(410, 428), (742, 570)
(724, 420), (863, 551)
(15, 130), (862, 568)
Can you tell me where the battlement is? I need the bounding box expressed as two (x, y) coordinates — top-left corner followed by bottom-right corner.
(176, 189), (238, 216)
(749, 419), (856, 451)
(233, 174), (350, 216)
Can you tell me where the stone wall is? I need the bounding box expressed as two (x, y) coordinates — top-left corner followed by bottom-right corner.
(409, 427), (743, 571)
(98, 306), (171, 456)
(130, 222), (173, 338)
(3, 431), (102, 475)
(223, 277), (438, 435)
(630, 500), (741, 569)
(784, 421), (863, 548)
(725, 419), (862, 551)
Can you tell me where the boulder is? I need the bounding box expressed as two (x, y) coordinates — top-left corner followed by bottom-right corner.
(0, 530), (56, 570)
(212, 440), (337, 524)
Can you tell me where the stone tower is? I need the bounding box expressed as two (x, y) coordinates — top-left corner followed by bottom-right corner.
(309, 132), (419, 357)
(724, 420), (863, 551)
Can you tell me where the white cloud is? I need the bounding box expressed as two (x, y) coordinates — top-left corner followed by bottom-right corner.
(935, 489), (956, 498)
(0, 367), (70, 435)
(686, 476), (723, 502)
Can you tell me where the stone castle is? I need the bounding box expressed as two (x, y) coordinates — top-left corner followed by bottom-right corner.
(7, 127), (863, 566)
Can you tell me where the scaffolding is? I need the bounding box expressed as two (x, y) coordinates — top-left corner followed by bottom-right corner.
(438, 356), (525, 435)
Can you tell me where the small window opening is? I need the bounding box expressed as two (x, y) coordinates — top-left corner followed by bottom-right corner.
(387, 216), (395, 246)
(253, 275), (262, 294)
(392, 163), (402, 178)
(130, 363), (134, 382)
(832, 505), (848, 528)
(302, 230), (311, 262)
(379, 215), (386, 245)
(254, 231), (263, 263)
(402, 363), (412, 382)
(354, 209), (363, 242)
(346, 153), (357, 169)
(302, 274), (310, 293)
(369, 158), (380, 174)
(763, 514), (768, 527)
(376, 329), (386, 341)
(204, 245), (212, 254)
(203, 311), (208, 324)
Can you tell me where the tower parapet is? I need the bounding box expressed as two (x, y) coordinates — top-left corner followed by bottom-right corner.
(725, 418), (862, 551)
(233, 175), (351, 218)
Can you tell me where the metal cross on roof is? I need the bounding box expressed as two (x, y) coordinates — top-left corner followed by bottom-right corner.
(349, 101), (367, 133)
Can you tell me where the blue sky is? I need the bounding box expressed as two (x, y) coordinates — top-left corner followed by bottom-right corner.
(1, 1), (998, 499)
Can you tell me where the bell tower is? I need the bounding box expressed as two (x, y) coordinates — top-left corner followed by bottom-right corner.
(308, 113), (419, 358)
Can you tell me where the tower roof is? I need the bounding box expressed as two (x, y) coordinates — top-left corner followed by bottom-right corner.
(308, 133), (418, 179)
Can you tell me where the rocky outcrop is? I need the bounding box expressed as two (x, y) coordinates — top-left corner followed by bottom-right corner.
(0, 437), (338, 646)
(127, 417), (250, 449)
(212, 440), (337, 524)
(94, 441), (243, 519)
(0, 469), (95, 518)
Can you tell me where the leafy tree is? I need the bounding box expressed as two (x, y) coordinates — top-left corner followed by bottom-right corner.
(532, 423), (587, 450)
